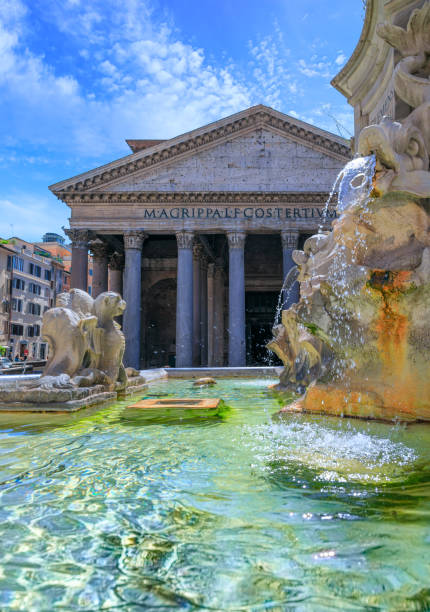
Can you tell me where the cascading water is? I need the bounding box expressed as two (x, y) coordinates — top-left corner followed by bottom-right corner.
(267, 147), (430, 421)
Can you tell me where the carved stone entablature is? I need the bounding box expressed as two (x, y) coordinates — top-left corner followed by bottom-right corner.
(281, 230), (300, 250)
(123, 230), (147, 250)
(64, 228), (92, 248)
(49, 107), (350, 197)
(57, 191), (332, 205)
(89, 238), (109, 260)
(176, 230), (194, 249)
(109, 251), (124, 270)
(226, 231), (247, 249)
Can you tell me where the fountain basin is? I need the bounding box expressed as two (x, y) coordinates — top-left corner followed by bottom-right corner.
(0, 375), (428, 609)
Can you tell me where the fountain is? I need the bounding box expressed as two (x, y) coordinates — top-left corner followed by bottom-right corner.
(268, 3), (430, 422)
(0, 289), (146, 411)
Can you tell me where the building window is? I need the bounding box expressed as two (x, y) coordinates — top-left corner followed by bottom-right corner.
(7, 256), (24, 271)
(40, 344), (46, 359)
(29, 263), (42, 277)
(28, 302), (41, 316)
(12, 278), (25, 290)
(44, 269), (51, 281)
(28, 283), (42, 295)
(12, 298), (23, 312)
(11, 324), (23, 336)
(27, 326), (34, 337)
(34, 324), (40, 337)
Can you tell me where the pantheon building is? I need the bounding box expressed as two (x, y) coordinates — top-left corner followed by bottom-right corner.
(50, 105), (350, 369)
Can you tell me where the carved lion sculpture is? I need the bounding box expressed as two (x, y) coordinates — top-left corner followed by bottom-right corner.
(40, 289), (127, 391)
(92, 291), (127, 391)
(42, 289), (98, 378)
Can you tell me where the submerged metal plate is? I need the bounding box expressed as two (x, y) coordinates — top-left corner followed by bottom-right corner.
(128, 398), (221, 410)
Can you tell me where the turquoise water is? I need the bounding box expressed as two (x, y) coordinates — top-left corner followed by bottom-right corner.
(0, 378), (429, 610)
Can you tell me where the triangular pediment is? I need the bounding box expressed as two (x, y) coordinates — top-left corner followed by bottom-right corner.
(50, 105), (350, 200)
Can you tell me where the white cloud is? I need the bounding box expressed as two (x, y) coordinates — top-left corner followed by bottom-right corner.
(335, 52), (347, 66)
(0, 0), (252, 157)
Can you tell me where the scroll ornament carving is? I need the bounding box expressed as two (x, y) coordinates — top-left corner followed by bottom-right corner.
(123, 231), (147, 250)
(109, 251), (124, 270)
(64, 228), (92, 248)
(193, 243), (204, 260)
(89, 238), (109, 260)
(358, 3), (430, 198)
(176, 231), (194, 249)
(226, 232), (247, 249)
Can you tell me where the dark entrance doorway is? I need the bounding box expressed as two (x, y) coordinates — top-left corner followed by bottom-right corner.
(245, 291), (281, 365)
(144, 278), (177, 368)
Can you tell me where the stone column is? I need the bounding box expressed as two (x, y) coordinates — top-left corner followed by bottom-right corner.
(207, 263), (215, 366)
(108, 251), (124, 295)
(89, 238), (109, 298)
(227, 232), (246, 366)
(65, 229), (91, 291)
(192, 243), (202, 366)
(213, 262), (225, 366)
(281, 230), (300, 308)
(123, 230), (146, 369)
(200, 254), (208, 366)
(176, 230), (194, 367)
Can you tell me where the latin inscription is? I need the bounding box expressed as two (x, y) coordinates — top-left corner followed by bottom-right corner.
(141, 206), (337, 220)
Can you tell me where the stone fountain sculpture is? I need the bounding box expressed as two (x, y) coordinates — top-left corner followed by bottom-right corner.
(268, 3), (430, 422)
(0, 289), (145, 411)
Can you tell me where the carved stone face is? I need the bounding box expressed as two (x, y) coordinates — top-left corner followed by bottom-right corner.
(94, 292), (126, 319)
(358, 117), (429, 198)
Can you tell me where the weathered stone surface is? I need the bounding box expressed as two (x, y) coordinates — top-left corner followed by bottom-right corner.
(193, 377), (216, 386)
(269, 4), (430, 422)
(0, 289), (129, 411)
(357, 4), (430, 199)
(105, 129), (343, 193)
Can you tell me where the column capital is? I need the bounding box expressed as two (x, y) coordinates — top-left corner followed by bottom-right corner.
(109, 251), (124, 270)
(226, 231), (246, 249)
(193, 242), (204, 259)
(281, 230), (300, 250)
(89, 238), (109, 260)
(207, 262), (215, 278)
(200, 255), (208, 272)
(64, 228), (92, 248)
(176, 230), (194, 249)
(124, 230), (147, 250)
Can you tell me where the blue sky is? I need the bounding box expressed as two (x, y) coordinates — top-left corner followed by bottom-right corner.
(0, 0), (365, 241)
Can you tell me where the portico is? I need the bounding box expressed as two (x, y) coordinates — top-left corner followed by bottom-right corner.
(51, 105), (350, 368)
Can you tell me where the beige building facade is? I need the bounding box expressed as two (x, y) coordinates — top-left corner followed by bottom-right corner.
(50, 105), (350, 368)
(0, 237), (72, 360)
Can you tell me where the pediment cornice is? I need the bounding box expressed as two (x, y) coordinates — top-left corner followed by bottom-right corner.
(50, 106), (350, 200)
(57, 190), (332, 205)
